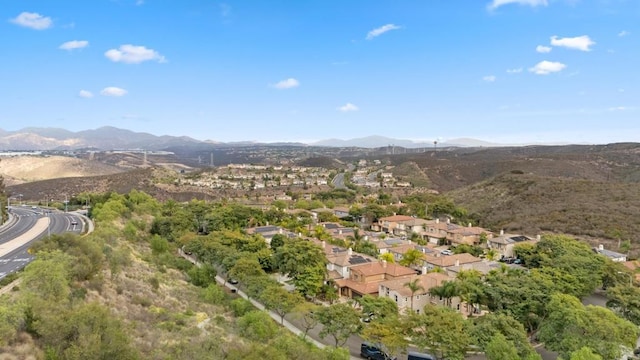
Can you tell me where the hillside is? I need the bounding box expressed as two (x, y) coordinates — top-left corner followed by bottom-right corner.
(0, 155), (125, 185)
(449, 173), (640, 246)
(382, 143), (640, 192)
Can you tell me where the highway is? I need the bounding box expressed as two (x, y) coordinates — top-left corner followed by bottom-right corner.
(0, 206), (83, 279)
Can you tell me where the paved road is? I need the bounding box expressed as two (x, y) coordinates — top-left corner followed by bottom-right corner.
(0, 206), (84, 279)
(332, 173), (347, 189)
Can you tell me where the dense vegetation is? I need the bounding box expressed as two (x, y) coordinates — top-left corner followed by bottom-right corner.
(2, 189), (640, 360)
(450, 173), (640, 247)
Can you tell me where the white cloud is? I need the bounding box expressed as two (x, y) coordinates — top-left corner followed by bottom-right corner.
(483, 75), (497, 82)
(105, 45), (166, 64)
(100, 87), (128, 97)
(59, 40), (89, 51)
(550, 35), (595, 51)
(507, 68), (523, 74)
(536, 45), (552, 53)
(366, 24), (401, 40)
(338, 103), (359, 112)
(271, 78), (300, 89)
(618, 30), (629, 37)
(488, 0), (548, 10)
(608, 106), (633, 112)
(10, 12), (52, 30)
(78, 90), (94, 98)
(529, 60), (566, 75)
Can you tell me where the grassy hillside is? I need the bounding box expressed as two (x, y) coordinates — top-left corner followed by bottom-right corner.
(384, 143), (640, 192)
(449, 173), (640, 247)
(0, 155), (125, 185)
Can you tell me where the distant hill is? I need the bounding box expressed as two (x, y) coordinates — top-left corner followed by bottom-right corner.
(0, 126), (204, 151)
(311, 135), (504, 148)
(0, 126), (309, 151)
(448, 172), (640, 246)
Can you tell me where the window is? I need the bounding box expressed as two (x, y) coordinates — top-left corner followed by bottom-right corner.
(394, 295), (398, 302)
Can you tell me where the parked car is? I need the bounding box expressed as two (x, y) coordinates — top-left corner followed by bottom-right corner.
(360, 342), (395, 360)
(440, 249), (453, 256)
(228, 278), (239, 285)
(407, 351), (436, 360)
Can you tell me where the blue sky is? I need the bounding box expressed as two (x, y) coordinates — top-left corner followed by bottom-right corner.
(1, 0), (638, 144)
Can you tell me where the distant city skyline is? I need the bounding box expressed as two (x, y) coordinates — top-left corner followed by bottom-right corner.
(1, 1), (638, 144)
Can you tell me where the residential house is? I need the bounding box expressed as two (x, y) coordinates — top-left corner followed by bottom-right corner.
(445, 260), (510, 278)
(245, 225), (296, 246)
(379, 272), (453, 313)
(372, 215), (414, 233)
(448, 225), (492, 246)
(395, 218), (431, 237)
(488, 232), (538, 258)
(335, 260), (417, 299)
(373, 237), (411, 255)
(421, 253), (482, 272)
(594, 244), (627, 262)
(333, 206), (351, 219)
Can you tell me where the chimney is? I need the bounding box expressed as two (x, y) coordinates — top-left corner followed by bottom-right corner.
(500, 229), (504, 236)
(348, 247), (353, 255)
(422, 266), (428, 275)
(598, 244), (604, 251)
(455, 260), (460, 267)
(382, 259), (387, 268)
(436, 218), (440, 224)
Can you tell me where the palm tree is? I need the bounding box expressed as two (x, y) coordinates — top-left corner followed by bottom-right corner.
(486, 249), (498, 261)
(399, 248), (424, 268)
(404, 278), (425, 313)
(429, 281), (458, 308)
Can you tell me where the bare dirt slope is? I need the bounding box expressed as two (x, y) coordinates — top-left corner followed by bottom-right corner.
(0, 155), (125, 185)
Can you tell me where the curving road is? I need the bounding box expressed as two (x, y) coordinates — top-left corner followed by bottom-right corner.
(0, 206), (83, 279)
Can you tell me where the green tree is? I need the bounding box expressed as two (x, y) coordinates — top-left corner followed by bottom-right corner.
(361, 316), (408, 359)
(484, 332), (520, 360)
(291, 302), (320, 340)
(237, 310), (279, 342)
(404, 278), (425, 313)
(274, 239), (326, 298)
(470, 313), (538, 359)
(315, 303), (362, 347)
(539, 293), (638, 360)
(228, 257), (266, 284)
(569, 347), (603, 360)
(260, 285), (304, 324)
(270, 233), (287, 251)
(606, 284), (640, 325)
(379, 252), (395, 263)
(428, 280), (458, 308)
(399, 248), (423, 268)
(356, 295), (399, 320)
(187, 263), (217, 287)
(406, 305), (471, 360)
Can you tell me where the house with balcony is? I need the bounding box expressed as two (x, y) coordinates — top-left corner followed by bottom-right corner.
(371, 215), (415, 233)
(334, 260), (417, 299)
(379, 272), (453, 313)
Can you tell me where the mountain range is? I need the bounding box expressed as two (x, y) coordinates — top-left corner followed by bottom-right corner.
(0, 126), (561, 151)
